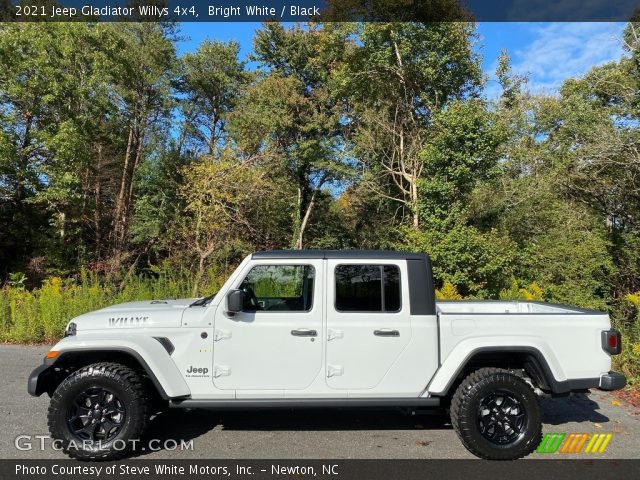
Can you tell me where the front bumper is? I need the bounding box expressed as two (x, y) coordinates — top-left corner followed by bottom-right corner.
(27, 361), (55, 396)
(598, 371), (626, 391)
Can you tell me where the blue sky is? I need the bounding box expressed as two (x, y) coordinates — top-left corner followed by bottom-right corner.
(177, 22), (627, 97)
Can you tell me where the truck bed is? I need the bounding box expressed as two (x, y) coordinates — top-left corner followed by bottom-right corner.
(428, 300), (612, 395)
(436, 300), (600, 315)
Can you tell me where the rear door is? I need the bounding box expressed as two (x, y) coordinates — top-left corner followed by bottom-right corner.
(325, 259), (412, 390)
(212, 259), (323, 391)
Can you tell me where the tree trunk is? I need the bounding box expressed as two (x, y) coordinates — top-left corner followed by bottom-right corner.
(112, 114), (146, 267)
(193, 255), (207, 298)
(94, 144), (103, 258)
(123, 121), (146, 234)
(112, 122), (136, 266)
(58, 212), (66, 239)
(411, 175), (419, 229)
(15, 113), (33, 206)
(296, 188), (318, 249)
(291, 185), (303, 248)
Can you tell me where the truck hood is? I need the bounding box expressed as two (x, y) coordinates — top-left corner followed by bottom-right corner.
(70, 298), (197, 331)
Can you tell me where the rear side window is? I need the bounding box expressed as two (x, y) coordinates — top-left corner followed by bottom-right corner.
(335, 265), (401, 312)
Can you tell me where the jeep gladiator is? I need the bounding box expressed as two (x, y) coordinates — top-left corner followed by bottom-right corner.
(28, 250), (626, 460)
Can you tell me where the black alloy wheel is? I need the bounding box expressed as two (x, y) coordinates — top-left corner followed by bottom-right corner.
(477, 389), (527, 445)
(450, 368), (542, 460)
(48, 362), (148, 460)
(67, 387), (126, 442)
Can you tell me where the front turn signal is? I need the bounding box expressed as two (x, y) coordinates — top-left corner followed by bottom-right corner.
(45, 350), (59, 359)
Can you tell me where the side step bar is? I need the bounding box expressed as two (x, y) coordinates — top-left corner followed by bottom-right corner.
(169, 397), (440, 409)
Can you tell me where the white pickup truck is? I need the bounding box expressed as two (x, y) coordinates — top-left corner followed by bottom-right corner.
(28, 250), (625, 460)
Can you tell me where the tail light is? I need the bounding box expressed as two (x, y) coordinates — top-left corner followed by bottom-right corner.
(601, 329), (621, 355)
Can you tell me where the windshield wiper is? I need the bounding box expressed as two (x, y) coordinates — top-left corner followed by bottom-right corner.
(190, 292), (217, 307)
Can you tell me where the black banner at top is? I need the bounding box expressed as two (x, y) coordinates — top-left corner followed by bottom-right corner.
(2, 0), (640, 22)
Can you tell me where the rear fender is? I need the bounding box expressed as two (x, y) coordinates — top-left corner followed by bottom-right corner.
(426, 338), (564, 396)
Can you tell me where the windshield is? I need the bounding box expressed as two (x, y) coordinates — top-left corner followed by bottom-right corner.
(190, 292), (218, 307)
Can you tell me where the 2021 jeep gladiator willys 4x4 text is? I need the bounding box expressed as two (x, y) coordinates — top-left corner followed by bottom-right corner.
(28, 250), (626, 460)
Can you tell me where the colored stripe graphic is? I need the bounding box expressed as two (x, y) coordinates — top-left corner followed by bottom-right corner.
(572, 434), (589, 453)
(537, 433), (566, 453)
(536, 433), (552, 453)
(585, 433), (613, 453)
(584, 434), (598, 453)
(548, 433), (566, 453)
(598, 434), (613, 453)
(560, 434), (576, 453)
(537, 433), (613, 454)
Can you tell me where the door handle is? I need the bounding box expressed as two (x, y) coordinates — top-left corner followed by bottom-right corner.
(374, 329), (400, 337)
(291, 329), (318, 337)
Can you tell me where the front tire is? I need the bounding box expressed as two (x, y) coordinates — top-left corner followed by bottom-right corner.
(450, 368), (542, 460)
(48, 362), (148, 460)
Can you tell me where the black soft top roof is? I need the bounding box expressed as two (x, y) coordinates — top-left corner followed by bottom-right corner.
(252, 250), (429, 261)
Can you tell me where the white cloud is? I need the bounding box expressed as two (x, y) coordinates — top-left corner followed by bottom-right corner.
(487, 22), (626, 97)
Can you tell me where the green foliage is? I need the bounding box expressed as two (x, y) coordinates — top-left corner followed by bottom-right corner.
(0, 267), (224, 343)
(418, 98), (507, 230)
(229, 23), (351, 248)
(246, 265), (307, 298)
(435, 281), (463, 300)
(179, 39), (251, 154)
(405, 224), (518, 297)
(341, 22), (484, 227)
(499, 279), (544, 301)
(2, 21), (640, 386)
(612, 293), (640, 386)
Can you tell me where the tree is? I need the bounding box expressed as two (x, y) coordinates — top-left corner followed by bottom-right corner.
(495, 49), (526, 110)
(419, 99), (505, 228)
(229, 23), (350, 249)
(343, 22), (483, 228)
(108, 23), (176, 267)
(177, 155), (291, 295)
(178, 40), (251, 156)
(0, 23), (121, 275)
(466, 57), (617, 305)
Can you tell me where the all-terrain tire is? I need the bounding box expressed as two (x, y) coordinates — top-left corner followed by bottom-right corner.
(450, 367), (542, 460)
(48, 362), (148, 460)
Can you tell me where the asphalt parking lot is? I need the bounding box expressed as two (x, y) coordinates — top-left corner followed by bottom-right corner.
(2, 344), (638, 459)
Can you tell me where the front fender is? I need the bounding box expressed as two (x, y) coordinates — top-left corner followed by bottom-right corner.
(28, 334), (190, 399)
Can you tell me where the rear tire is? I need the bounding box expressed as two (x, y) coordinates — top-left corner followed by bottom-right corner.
(48, 362), (148, 460)
(450, 368), (542, 460)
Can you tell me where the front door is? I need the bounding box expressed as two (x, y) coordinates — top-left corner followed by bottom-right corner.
(325, 260), (412, 390)
(213, 260), (323, 391)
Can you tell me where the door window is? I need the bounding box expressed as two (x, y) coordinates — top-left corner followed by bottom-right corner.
(335, 265), (401, 312)
(240, 265), (315, 312)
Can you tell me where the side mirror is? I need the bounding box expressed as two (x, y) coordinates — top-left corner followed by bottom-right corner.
(226, 289), (244, 314)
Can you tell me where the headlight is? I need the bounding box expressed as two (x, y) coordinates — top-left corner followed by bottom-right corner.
(64, 322), (77, 337)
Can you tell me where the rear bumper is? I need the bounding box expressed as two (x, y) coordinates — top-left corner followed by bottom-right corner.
(598, 371), (626, 391)
(552, 370), (626, 394)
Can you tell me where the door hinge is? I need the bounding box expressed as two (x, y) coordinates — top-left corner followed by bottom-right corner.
(327, 328), (343, 341)
(214, 329), (232, 341)
(327, 365), (344, 377)
(213, 365), (231, 377)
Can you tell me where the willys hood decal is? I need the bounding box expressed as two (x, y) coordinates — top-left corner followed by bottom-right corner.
(70, 298), (198, 330)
